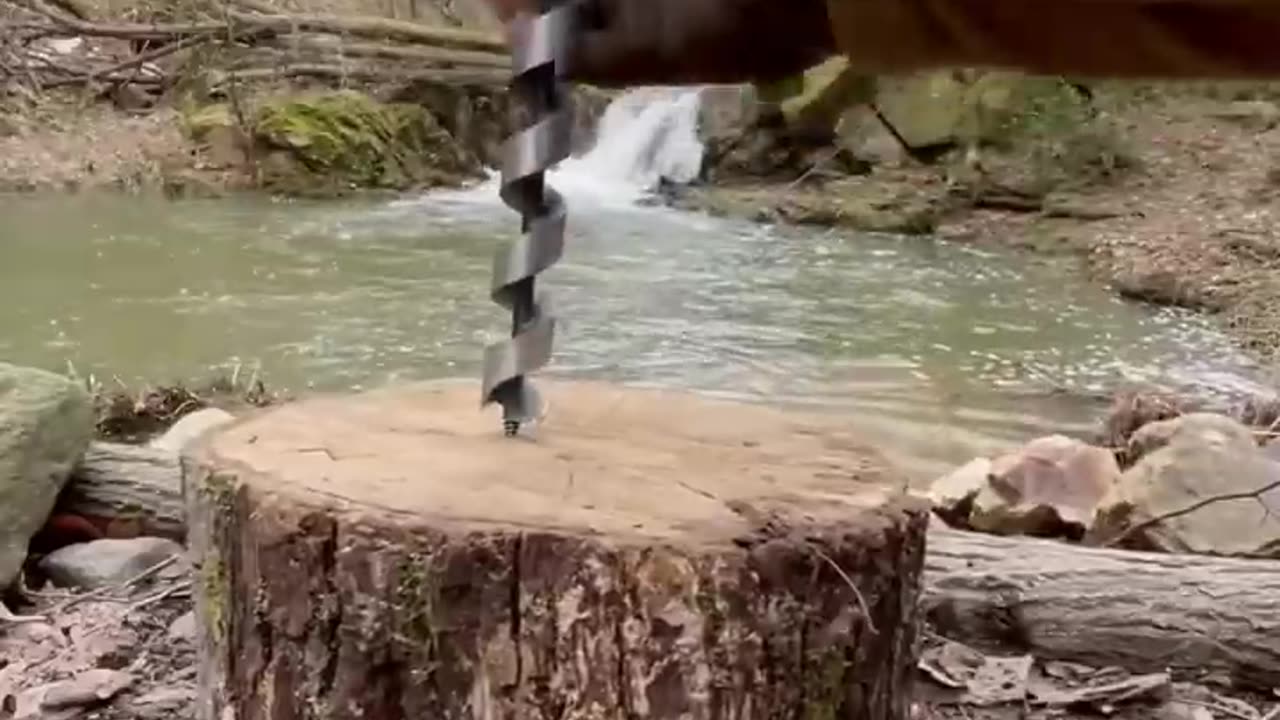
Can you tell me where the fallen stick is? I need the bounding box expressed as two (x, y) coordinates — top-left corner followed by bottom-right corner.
(214, 61), (507, 86)
(1102, 477), (1280, 548)
(3, 0), (229, 41)
(262, 34), (508, 68)
(46, 555), (180, 615)
(2, 0), (501, 51)
(924, 527), (1280, 690)
(222, 8), (503, 52)
(41, 32), (213, 87)
(0, 601), (46, 625)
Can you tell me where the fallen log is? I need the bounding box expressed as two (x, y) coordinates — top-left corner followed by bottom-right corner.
(223, 8), (503, 52)
(213, 61), (507, 86)
(4, 3), (231, 41)
(182, 379), (927, 720)
(3, 0), (502, 50)
(42, 32), (216, 87)
(924, 527), (1280, 689)
(260, 34), (508, 68)
(65, 422), (1280, 689)
(58, 442), (184, 541)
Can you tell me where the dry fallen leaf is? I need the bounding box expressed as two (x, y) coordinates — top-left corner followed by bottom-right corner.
(1030, 672), (1172, 712)
(918, 639), (1033, 706)
(1157, 701), (1216, 720)
(40, 669), (135, 710)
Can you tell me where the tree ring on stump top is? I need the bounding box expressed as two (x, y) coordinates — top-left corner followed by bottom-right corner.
(190, 379), (906, 545)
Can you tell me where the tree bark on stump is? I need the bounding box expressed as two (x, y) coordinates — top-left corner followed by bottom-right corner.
(182, 379), (928, 720)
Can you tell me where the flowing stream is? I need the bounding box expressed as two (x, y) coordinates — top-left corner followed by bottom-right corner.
(0, 88), (1270, 481)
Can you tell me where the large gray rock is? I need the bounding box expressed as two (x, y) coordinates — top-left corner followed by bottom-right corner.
(0, 363), (94, 590)
(1090, 413), (1280, 556)
(926, 457), (990, 527)
(968, 435), (1121, 538)
(39, 537), (186, 589)
(1127, 412), (1255, 466)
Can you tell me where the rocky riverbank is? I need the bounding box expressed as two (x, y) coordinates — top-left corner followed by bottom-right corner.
(682, 78), (1280, 373)
(2, 358), (1278, 720)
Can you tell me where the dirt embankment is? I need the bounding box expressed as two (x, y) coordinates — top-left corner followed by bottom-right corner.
(941, 86), (1280, 366)
(0, 0), (610, 197)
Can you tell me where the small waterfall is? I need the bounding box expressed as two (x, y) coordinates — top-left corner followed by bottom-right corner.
(552, 87), (705, 202)
(428, 87), (706, 210)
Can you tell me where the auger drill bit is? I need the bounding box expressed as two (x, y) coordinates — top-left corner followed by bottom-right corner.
(481, 0), (577, 437)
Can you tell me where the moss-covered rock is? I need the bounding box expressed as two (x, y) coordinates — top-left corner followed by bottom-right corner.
(863, 71), (1090, 151)
(183, 103), (248, 172)
(249, 90), (483, 197)
(386, 81), (612, 167)
(849, 70), (1136, 192)
(780, 57), (877, 138)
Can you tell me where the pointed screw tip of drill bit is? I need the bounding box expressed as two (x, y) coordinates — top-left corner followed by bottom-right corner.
(503, 419), (521, 437)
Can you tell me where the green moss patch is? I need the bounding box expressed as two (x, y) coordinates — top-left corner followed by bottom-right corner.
(249, 90), (482, 197)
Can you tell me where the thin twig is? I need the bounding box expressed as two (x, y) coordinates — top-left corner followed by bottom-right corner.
(785, 144), (845, 190)
(808, 542), (879, 636)
(0, 600), (47, 625)
(220, 7), (502, 52)
(869, 101), (947, 165)
(1173, 697), (1260, 720)
(250, 34), (507, 67)
(211, 61), (506, 86)
(4, 1), (229, 39)
(1104, 478), (1280, 548)
(47, 554), (181, 615)
(80, 579), (192, 638)
(127, 580), (192, 613)
(43, 32), (213, 87)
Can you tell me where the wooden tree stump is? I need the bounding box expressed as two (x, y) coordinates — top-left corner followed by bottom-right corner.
(182, 379), (928, 720)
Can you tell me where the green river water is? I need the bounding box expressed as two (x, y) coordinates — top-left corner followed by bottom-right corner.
(0, 92), (1268, 480)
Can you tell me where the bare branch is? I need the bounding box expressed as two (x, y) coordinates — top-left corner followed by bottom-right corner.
(2, 0), (229, 39)
(42, 32), (215, 87)
(267, 34), (507, 68)
(212, 61), (506, 87)
(221, 6), (504, 52)
(1103, 478), (1280, 548)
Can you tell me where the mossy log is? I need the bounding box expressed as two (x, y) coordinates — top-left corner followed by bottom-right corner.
(182, 379), (928, 720)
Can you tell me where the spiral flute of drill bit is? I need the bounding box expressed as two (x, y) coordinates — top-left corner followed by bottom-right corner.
(480, 1), (575, 437)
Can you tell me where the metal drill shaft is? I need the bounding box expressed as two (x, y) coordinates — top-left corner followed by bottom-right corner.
(480, 0), (575, 436)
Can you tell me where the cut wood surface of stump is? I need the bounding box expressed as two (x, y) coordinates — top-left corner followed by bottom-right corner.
(182, 379), (928, 720)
